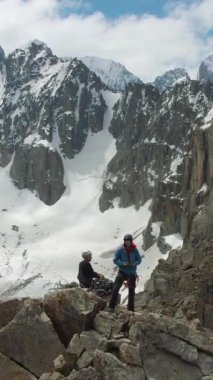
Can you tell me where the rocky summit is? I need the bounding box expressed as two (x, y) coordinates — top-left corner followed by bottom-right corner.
(1, 287), (213, 380)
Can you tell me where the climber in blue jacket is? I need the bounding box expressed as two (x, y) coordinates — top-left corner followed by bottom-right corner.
(108, 234), (142, 312)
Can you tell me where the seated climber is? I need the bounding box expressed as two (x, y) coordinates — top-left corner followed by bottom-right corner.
(77, 251), (103, 288)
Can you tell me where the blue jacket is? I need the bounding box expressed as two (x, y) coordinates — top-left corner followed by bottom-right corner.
(113, 245), (142, 275)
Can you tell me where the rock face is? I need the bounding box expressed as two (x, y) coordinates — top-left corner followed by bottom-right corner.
(38, 305), (213, 380)
(153, 67), (190, 92)
(134, 100), (213, 316)
(136, 241), (213, 324)
(100, 80), (213, 252)
(181, 121), (213, 246)
(99, 82), (160, 211)
(0, 288), (106, 379)
(144, 111), (213, 252)
(0, 297), (27, 329)
(0, 299), (66, 377)
(0, 40), (107, 204)
(1, 286), (213, 380)
(135, 98), (213, 316)
(133, 115), (213, 327)
(0, 46), (6, 104)
(198, 54), (213, 83)
(93, 349), (145, 380)
(0, 352), (37, 380)
(10, 143), (65, 205)
(42, 288), (106, 346)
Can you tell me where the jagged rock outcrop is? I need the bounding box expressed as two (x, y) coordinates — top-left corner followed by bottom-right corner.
(0, 40), (107, 204)
(0, 299), (66, 377)
(93, 349), (145, 380)
(0, 288), (106, 379)
(181, 119), (213, 246)
(40, 305), (213, 380)
(100, 80), (213, 252)
(99, 82), (160, 211)
(0, 46), (6, 104)
(10, 143), (65, 205)
(136, 240), (213, 329)
(126, 104), (213, 352)
(0, 297), (27, 329)
(0, 352), (37, 380)
(198, 54), (213, 83)
(143, 103), (213, 252)
(42, 288), (106, 346)
(1, 288), (213, 380)
(134, 117), (213, 323)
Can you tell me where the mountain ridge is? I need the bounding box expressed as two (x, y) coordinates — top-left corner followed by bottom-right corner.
(153, 67), (190, 92)
(80, 55), (141, 91)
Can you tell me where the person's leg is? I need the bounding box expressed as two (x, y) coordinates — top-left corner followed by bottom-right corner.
(109, 273), (123, 310)
(128, 275), (136, 311)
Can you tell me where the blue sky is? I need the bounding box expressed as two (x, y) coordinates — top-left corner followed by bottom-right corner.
(60, 0), (198, 19)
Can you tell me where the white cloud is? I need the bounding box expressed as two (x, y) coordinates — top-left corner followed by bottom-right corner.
(0, 0), (212, 81)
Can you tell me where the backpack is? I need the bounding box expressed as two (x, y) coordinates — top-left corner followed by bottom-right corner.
(91, 278), (113, 297)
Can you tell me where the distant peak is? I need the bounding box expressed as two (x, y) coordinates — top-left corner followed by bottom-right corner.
(202, 54), (213, 62)
(153, 67), (190, 92)
(27, 39), (50, 50)
(198, 54), (213, 83)
(80, 56), (141, 91)
(18, 39), (53, 57)
(156, 67), (189, 79)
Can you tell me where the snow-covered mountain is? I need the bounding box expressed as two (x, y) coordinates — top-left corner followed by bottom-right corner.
(153, 67), (190, 92)
(1, 42), (213, 380)
(0, 40), (111, 204)
(0, 41), (213, 302)
(198, 54), (213, 83)
(0, 40), (164, 299)
(80, 56), (141, 91)
(0, 91), (162, 300)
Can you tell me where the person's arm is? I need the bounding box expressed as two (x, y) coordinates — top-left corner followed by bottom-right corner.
(113, 249), (126, 268)
(131, 249), (142, 267)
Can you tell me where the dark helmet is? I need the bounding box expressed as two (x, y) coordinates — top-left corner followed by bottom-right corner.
(123, 234), (133, 241)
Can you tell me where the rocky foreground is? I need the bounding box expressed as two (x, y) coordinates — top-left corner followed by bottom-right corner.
(1, 285), (213, 380)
